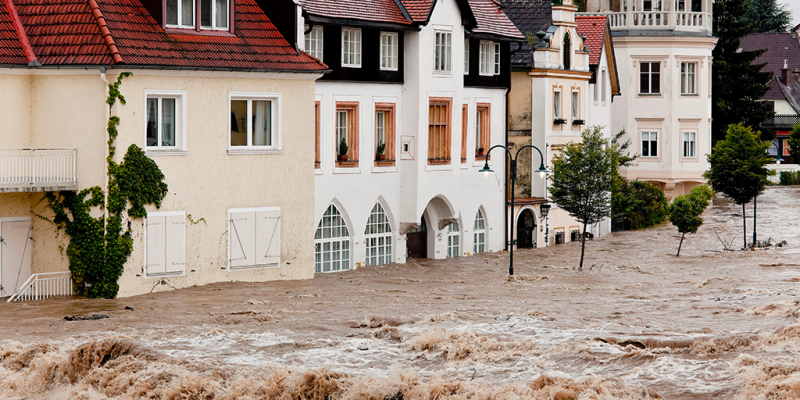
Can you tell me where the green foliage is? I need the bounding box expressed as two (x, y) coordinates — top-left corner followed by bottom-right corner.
(44, 73), (168, 299)
(712, 0), (773, 145)
(779, 171), (800, 185)
(376, 141), (386, 156)
(788, 124), (800, 163)
(613, 179), (668, 230)
(704, 124), (773, 205)
(668, 185), (714, 256)
(549, 126), (615, 269)
(743, 0), (792, 33)
(338, 136), (348, 156)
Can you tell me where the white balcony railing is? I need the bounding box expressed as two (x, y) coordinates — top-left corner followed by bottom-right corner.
(7, 271), (73, 302)
(580, 10), (711, 32)
(0, 148), (77, 191)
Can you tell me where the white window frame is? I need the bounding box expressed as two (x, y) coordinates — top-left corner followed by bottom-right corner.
(315, 204), (351, 273)
(681, 62), (697, 95)
(642, 131), (658, 157)
(433, 30), (452, 75)
(768, 140), (779, 156)
(554, 91), (562, 119)
(200, 0), (229, 30)
(305, 25), (324, 61)
(144, 89), (187, 155)
(464, 39), (469, 75)
(682, 131), (696, 158)
(166, 0), (195, 29)
(228, 92), (282, 154)
(572, 91), (579, 119)
(473, 210), (486, 254)
(144, 211), (186, 278)
(342, 28), (362, 68)
(380, 31), (398, 71)
(364, 203), (393, 266)
(479, 41), (496, 76)
(447, 222), (460, 258)
(228, 207), (282, 271)
(493, 42), (501, 75)
(640, 61), (661, 95)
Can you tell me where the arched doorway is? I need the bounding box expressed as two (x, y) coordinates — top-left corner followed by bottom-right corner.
(516, 209), (536, 249)
(406, 216), (428, 258)
(314, 204), (351, 273)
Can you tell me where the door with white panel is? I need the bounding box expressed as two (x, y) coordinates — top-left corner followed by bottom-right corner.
(0, 218), (32, 297)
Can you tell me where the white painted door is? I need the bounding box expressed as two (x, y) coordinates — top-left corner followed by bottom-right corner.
(0, 218), (32, 298)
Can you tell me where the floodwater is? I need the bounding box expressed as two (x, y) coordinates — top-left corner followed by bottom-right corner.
(1, 187), (800, 399)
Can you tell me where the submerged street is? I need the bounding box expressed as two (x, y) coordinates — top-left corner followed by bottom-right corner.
(2, 187), (800, 399)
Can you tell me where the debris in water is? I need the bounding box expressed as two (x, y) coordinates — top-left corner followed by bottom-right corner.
(63, 314), (109, 321)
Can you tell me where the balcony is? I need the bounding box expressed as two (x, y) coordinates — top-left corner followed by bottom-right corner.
(0, 149), (78, 192)
(579, 10), (711, 34)
(762, 114), (800, 131)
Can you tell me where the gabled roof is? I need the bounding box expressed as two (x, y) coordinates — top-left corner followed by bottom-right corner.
(575, 15), (605, 66)
(498, 0), (551, 68)
(0, 0), (28, 64)
(467, 0), (524, 40)
(767, 76), (800, 113)
(299, 0), (412, 26)
(0, 0), (328, 71)
(400, 0), (433, 22)
(740, 33), (800, 78)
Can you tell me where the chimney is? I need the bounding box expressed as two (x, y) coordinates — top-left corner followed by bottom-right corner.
(782, 59), (790, 84)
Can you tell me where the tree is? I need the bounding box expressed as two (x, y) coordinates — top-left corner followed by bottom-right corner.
(712, 0), (773, 145)
(743, 0), (792, 33)
(703, 124), (773, 249)
(668, 185), (715, 256)
(549, 126), (614, 269)
(787, 124), (800, 163)
(613, 179), (669, 230)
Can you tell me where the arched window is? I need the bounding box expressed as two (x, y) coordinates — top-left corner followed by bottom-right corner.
(314, 205), (350, 273)
(473, 210), (486, 253)
(447, 222), (460, 258)
(365, 203), (393, 266)
(563, 32), (571, 70)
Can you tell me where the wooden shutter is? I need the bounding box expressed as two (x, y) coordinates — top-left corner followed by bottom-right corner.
(146, 216), (166, 275)
(0, 220), (32, 296)
(165, 215), (185, 274)
(256, 209), (281, 266)
(230, 211), (256, 269)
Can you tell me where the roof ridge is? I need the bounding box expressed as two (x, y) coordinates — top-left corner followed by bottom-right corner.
(87, 0), (123, 64)
(5, 0), (38, 66)
(392, 0), (414, 23)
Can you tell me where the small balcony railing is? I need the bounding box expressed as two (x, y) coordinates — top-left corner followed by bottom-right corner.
(7, 271), (73, 302)
(762, 115), (800, 130)
(579, 10), (711, 33)
(0, 148), (77, 192)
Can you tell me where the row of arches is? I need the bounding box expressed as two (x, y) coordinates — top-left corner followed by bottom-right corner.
(314, 201), (489, 273)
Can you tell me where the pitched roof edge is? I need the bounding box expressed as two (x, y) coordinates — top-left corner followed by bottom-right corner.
(4, 0), (38, 65)
(392, 0), (414, 24)
(88, 0), (123, 64)
(604, 19), (620, 96)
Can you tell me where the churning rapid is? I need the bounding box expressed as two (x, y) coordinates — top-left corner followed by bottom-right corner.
(2, 187), (800, 399)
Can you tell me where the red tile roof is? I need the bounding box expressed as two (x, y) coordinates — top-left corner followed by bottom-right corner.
(400, 0), (433, 23)
(468, 0), (523, 40)
(300, 0), (411, 25)
(576, 15), (607, 66)
(0, 0), (28, 64)
(1, 0), (327, 71)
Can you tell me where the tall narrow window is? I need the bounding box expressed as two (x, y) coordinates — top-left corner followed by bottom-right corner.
(681, 62), (696, 95)
(380, 32), (399, 71)
(428, 98), (452, 164)
(464, 39), (470, 75)
(571, 91), (579, 119)
(601, 69), (606, 102)
(461, 104), (468, 163)
(200, 0), (228, 29)
(314, 205), (350, 273)
(146, 91), (185, 152)
(494, 43), (501, 75)
(642, 131), (658, 157)
(640, 62), (661, 94)
(305, 25), (324, 61)
(682, 131), (696, 158)
(447, 222), (460, 257)
(554, 91), (562, 119)
(476, 103), (490, 156)
(563, 32), (571, 70)
(230, 94), (279, 150)
(342, 28), (362, 68)
(314, 101), (320, 168)
(479, 41), (493, 75)
(374, 103), (396, 163)
(166, 0), (194, 28)
(473, 210), (485, 253)
(434, 31), (452, 74)
(335, 102), (359, 165)
(365, 203), (392, 266)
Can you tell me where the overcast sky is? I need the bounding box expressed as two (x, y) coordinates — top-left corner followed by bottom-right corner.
(783, 0), (800, 29)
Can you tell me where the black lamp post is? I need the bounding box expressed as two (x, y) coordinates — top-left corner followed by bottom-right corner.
(479, 144), (549, 275)
(540, 203), (551, 247)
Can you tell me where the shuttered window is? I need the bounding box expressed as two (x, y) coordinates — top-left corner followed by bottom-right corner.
(428, 98), (452, 165)
(145, 212), (186, 276)
(229, 207), (281, 270)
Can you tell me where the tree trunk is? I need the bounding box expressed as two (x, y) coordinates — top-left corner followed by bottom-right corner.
(742, 203), (747, 249)
(753, 196), (757, 246)
(676, 232), (685, 256)
(579, 222), (587, 269)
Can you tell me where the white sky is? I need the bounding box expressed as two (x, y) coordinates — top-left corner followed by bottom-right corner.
(782, 0), (800, 29)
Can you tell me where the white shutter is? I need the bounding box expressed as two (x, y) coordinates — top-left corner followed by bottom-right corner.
(256, 209), (281, 266)
(165, 214), (185, 274)
(146, 216), (166, 275)
(230, 211), (256, 269)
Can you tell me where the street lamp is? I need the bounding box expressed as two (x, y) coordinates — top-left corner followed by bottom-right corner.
(479, 144), (549, 275)
(539, 203), (551, 247)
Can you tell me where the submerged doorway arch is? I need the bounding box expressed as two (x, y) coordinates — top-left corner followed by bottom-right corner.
(516, 209), (536, 249)
(406, 215), (428, 259)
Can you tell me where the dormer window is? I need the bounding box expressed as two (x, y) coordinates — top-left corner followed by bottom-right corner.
(165, 0), (230, 32)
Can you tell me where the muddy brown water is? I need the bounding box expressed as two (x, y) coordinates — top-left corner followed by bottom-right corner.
(1, 187), (800, 399)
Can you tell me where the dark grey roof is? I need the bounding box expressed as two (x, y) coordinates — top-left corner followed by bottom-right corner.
(499, 0), (551, 69)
